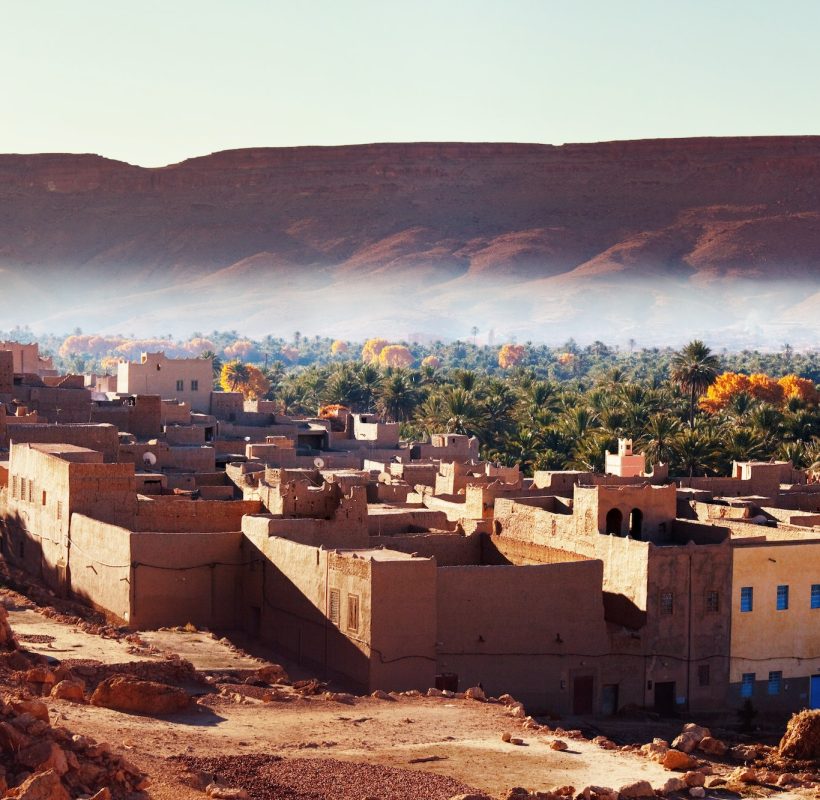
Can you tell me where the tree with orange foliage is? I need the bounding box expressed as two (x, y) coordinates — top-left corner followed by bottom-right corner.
(700, 372), (751, 413)
(362, 338), (389, 364)
(747, 373), (784, 405)
(220, 360), (269, 400)
(330, 340), (348, 355)
(779, 374), (819, 404)
(378, 344), (414, 368)
(421, 355), (441, 369)
(498, 344), (525, 369)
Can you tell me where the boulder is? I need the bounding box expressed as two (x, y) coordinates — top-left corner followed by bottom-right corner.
(662, 749), (697, 771)
(90, 676), (191, 715)
(682, 771), (705, 788)
(704, 777), (726, 788)
(581, 785), (617, 800)
(697, 736), (726, 756)
(0, 604), (16, 650)
(730, 743), (760, 762)
(776, 773), (796, 787)
(0, 720), (31, 752)
(688, 788), (705, 798)
(255, 664), (288, 684)
(17, 741), (68, 776)
(618, 780), (654, 798)
(50, 680), (85, 704)
(551, 739), (568, 751)
(15, 769), (69, 800)
(465, 686), (486, 701)
(779, 709), (820, 761)
(728, 767), (756, 784)
(640, 739), (669, 760)
(371, 689), (394, 700)
(671, 724), (710, 755)
(12, 700), (50, 723)
(661, 777), (685, 793)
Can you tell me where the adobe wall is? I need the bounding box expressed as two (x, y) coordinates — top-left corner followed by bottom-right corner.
(133, 497), (259, 533)
(12, 385), (92, 423)
(118, 353), (212, 413)
(370, 558), (437, 690)
(0, 351), (12, 394)
(0, 342), (51, 374)
(436, 560), (610, 711)
(240, 535), (374, 690)
(68, 460), (138, 527)
(164, 445), (216, 472)
(243, 513), (369, 549)
(481, 534), (588, 566)
(165, 425), (205, 445)
(90, 396), (163, 440)
(4, 423), (119, 462)
(368, 532), (481, 566)
(160, 400), (192, 426)
(367, 507), (452, 535)
(130, 530), (243, 628)
(66, 514), (132, 622)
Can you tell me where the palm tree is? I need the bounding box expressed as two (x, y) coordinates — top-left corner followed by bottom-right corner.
(639, 414), (681, 466)
(671, 340), (720, 429)
(222, 360), (249, 392)
(674, 428), (719, 478)
(376, 372), (421, 422)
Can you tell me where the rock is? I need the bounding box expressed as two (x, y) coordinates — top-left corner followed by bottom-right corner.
(14, 769), (69, 800)
(255, 664), (288, 684)
(12, 700), (50, 723)
(581, 785), (617, 800)
(683, 771), (705, 788)
(501, 732), (512, 742)
(592, 736), (616, 750)
(551, 739), (568, 751)
(757, 769), (778, 785)
(509, 737), (524, 746)
(182, 769), (215, 790)
(704, 777), (726, 788)
(23, 667), (56, 689)
(448, 795), (494, 800)
(0, 720), (31, 752)
(728, 767), (756, 784)
(371, 689), (394, 700)
(206, 786), (249, 800)
(697, 736), (726, 756)
(426, 688), (444, 697)
(90, 676), (191, 715)
(465, 686), (486, 701)
(688, 788), (705, 798)
(779, 709), (820, 760)
(730, 743), (760, 761)
(50, 680), (85, 704)
(498, 693), (517, 705)
(662, 749), (697, 771)
(618, 780), (654, 798)
(509, 703), (526, 718)
(777, 773), (796, 787)
(661, 777), (686, 793)
(671, 724), (710, 755)
(17, 741), (68, 776)
(640, 739), (669, 760)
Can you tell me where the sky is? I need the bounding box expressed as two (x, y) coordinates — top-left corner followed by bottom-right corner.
(1, 0), (819, 166)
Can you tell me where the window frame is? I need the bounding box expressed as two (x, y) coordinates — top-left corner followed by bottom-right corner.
(811, 584), (820, 610)
(776, 584), (789, 611)
(767, 671), (782, 695)
(740, 586), (753, 613)
(347, 593), (360, 633)
(740, 672), (755, 698)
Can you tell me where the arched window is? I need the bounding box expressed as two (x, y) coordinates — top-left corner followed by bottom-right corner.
(605, 508), (623, 536)
(629, 508), (643, 539)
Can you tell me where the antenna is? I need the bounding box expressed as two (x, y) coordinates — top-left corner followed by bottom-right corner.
(142, 452), (157, 467)
(314, 457), (325, 469)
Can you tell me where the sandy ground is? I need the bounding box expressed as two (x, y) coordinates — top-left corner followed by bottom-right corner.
(5, 605), (816, 800)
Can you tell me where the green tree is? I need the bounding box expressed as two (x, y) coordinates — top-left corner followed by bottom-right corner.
(671, 340), (720, 429)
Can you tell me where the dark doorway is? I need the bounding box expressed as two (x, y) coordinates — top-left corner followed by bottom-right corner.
(605, 508), (623, 536)
(629, 508), (643, 539)
(435, 673), (459, 692)
(654, 681), (677, 715)
(601, 683), (619, 715)
(572, 675), (595, 714)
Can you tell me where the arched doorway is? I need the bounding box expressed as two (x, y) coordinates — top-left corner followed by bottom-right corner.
(605, 508), (623, 536)
(629, 508), (643, 539)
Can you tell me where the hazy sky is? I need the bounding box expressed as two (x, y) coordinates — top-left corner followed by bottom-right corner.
(2, 0), (819, 166)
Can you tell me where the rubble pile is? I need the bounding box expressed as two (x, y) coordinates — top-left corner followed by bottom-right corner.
(171, 754), (478, 800)
(0, 694), (148, 798)
(778, 709), (820, 761)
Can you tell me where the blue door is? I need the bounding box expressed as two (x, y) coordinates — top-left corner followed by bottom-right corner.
(811, 675), (820, 709)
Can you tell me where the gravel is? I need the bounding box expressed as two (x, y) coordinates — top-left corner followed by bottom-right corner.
(171, 753), (478, 799)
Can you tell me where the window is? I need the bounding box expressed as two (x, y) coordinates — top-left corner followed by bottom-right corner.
(740, 586), (753, 612)
(698, 664), (710, 686)
(329, 589), (340, 626)
(768, 671), (782, 695)
(812, 584), (820, 610)
(191, 380), (199, 391)
(706, 590), (720, 613)
(11, 476), (18, 499)
(41, 491), (47, 506)
(347, 594), (360, 633)
(777, 585), (789, 611)
(56, 501), (63, 521)
(660, 592), (674, 615)
(741, 673), (755, 698)
(175, 379), (184, 392)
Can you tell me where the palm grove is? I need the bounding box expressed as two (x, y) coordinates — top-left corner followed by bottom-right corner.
(205, 338), (819, 479)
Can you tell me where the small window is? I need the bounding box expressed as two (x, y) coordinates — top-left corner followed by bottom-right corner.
(41, 490), (47, 506)
(706, 590), (720, 613)
(741, 672), (755, 698)
(812, 584), (820, 610)
(660, 592), (674, 615)
(176, 379), (184, 392)
(329, 588), (340, 626)
(191, 380), (199, 391)
(768, 671), (782, 695)
(347, 594), (360, 633)
(777, 585), (789, 611)
(56, 501), (63, 521)
(698, 664), (710, 686)
(740, 587), (753, 612)
(11, 476), (18, 499)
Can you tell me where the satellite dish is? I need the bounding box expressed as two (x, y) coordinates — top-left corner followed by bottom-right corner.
(142, 452), (157, 467)
(314, 457), (325, 469)
(244, 436), (251, 442)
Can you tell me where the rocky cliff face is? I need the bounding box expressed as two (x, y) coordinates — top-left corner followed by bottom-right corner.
(1, 138), (818, 343)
